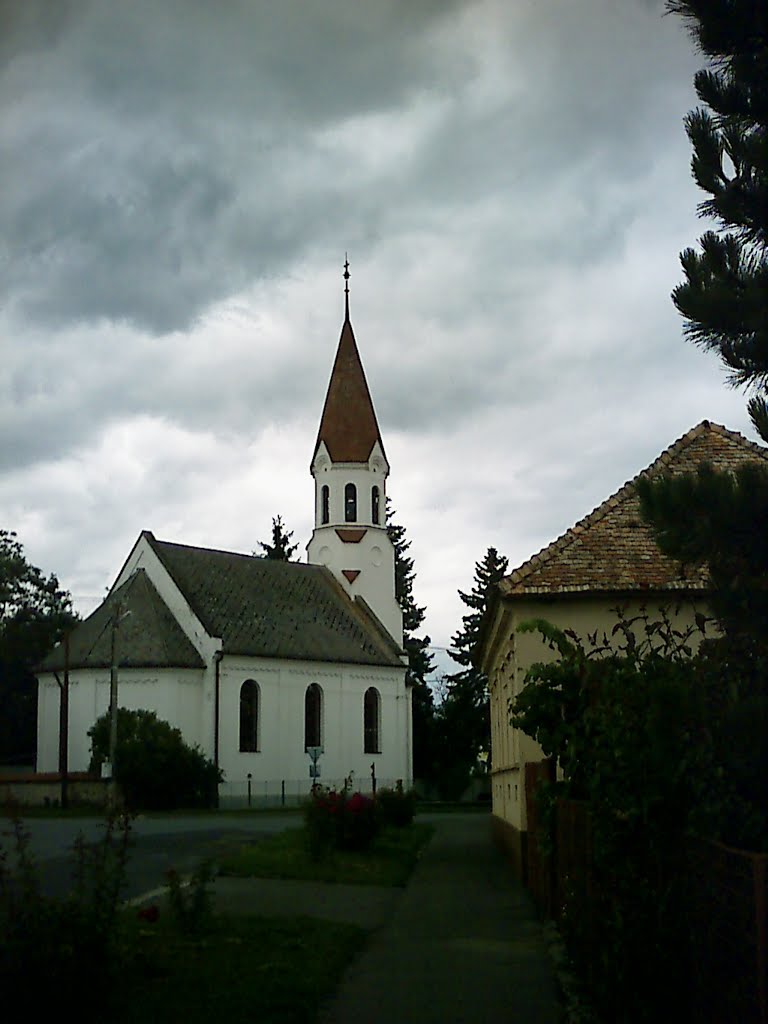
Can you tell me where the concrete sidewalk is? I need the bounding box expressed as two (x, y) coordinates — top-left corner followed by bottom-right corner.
(319, 813), (560, 1024)
(199, 813), (560, 1023)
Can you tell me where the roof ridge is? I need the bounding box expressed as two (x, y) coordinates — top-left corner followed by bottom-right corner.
(504, 420), (766, 590)
(151, 535), (257, 561)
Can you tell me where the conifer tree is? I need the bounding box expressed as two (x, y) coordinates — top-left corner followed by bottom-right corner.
(638, 5), (768, 834)
(640, 3), (768, 645)
(666, 0), (768, 440)
(386, 501), (436, 780)
(257, 515), (299, 561)
(438, 547), (508, 795)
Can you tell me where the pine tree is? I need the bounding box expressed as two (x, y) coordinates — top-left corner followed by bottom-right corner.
(386, 501), (436, 780)
(639, 5), (768, 844)
(438, 547), (508, 795)
(257, 515), (299, 561)
(640, 3), (768, 644)
(665, 0), (768, 439)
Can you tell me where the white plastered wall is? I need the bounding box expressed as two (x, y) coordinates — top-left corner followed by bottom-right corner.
(308, 443), (402, 645)
(36, 667), (205, 772)
(217, 655), (410, 793)
(112, 533), (222, 757)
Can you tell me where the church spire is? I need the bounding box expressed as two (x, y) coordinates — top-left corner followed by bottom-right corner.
(312, 265), (385, 464)
(307, 268), (401, 645)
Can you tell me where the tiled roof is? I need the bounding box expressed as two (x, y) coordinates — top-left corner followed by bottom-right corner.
(38, 569), (205, 672)
(313, 316), (385, 463)
(501, 421), (768, 597)
(147, 535), (404, 666)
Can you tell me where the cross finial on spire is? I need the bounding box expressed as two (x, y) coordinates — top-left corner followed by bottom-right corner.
(343, 254), (350, 320)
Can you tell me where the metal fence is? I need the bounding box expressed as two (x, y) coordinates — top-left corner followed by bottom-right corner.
(218, 776), (408, 809)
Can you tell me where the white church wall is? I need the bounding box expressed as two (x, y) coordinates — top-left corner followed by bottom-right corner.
(309, 440), (403, 644)
(36, 668), (206, 773)
(308, 531), (403, 645)
(217, 655), (409, 803)
(111, 535), (222, 757)
(312, 445), (388, 529)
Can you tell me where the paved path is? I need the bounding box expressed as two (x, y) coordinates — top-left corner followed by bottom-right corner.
(319, 813), (560, 1024)
(136, 812), (560, 1023)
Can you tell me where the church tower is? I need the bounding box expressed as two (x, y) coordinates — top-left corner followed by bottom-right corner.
(307, 262), (403, 646)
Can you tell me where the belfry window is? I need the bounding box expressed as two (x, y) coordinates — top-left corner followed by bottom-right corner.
(345, 483), (357, 523)
(305, 683), (323, 750)
(371, 486), (380, 525)
(321, 485), (330, 525)
(239, 680), (260, 752)
(364, 687), (381, 754)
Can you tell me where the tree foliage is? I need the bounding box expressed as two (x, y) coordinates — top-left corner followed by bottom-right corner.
(437, 547), (508, 797)
(511, 607), (766, 1020)
(638, 3), (768, 786)
(0, 530), (78, 764)
(88, 708), (221, 810)
(665, 0), (768, 437)
(257, 515), (299, 561)
(637, 460), (768, 641)
(386, 501), (436, 781)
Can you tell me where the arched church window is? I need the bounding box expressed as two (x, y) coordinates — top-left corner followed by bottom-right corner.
(345, 483), (357, 523)
(363, 687), (381, 754)
(305, 683), (323, 750)
(321, 485), (330, 525)
(371, 486), (380, 525)
(239, 679), (260, 752)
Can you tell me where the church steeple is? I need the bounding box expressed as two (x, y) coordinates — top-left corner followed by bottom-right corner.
(307, 263), (402, 645)
(313, 318), (385, 465)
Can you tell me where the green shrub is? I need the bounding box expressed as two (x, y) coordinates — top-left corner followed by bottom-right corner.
(88, 708), (222, 810)
(166, 861), (215, 936)
(0, 808), (133, 1021)
(376, 783), (416, 827)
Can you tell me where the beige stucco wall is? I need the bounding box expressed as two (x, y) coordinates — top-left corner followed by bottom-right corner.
(486, 593), (709, 834)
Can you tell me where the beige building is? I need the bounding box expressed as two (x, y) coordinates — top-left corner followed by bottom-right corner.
(478, 420), (768, 877)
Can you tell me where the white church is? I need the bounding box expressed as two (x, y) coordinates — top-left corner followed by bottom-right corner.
(36, 272), (412, 803)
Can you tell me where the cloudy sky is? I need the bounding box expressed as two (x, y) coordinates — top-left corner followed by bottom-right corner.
(1, 0), (754, 679)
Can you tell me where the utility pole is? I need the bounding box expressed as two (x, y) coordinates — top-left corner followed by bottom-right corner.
(54, 632), (70, 810)
(108, 601), (131, 805)
(59, 633), (69, 809)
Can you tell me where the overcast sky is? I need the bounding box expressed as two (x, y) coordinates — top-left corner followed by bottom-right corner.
(1, 0), (755, 679)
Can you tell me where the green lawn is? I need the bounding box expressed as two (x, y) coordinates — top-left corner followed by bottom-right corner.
(217, 823), (434, 886)
(114, 914), (364, 1024)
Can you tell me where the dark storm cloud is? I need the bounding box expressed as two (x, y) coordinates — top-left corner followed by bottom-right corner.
(2, 0), (695, 337)
(1, 0), (466, 335)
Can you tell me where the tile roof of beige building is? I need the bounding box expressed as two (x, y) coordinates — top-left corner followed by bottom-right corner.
(500, 421), (768, 598)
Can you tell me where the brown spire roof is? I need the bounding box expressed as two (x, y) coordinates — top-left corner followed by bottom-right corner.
(313, 316), (385, 463)
(500, 421), (768, 597)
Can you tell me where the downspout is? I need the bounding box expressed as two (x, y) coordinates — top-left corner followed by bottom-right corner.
(213, 649), (223, 773)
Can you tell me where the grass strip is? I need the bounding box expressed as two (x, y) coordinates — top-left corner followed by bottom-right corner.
(116, 914), (364, 1024)
(218, 823), (434, 887)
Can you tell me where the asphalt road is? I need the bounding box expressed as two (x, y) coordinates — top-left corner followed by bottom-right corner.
(0, 812), (300, 901)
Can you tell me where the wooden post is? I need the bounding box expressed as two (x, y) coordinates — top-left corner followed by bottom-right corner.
(58, 633), (70, 809)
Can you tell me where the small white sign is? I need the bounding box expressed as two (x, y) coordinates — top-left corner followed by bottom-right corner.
(101, 761), (113, 780)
